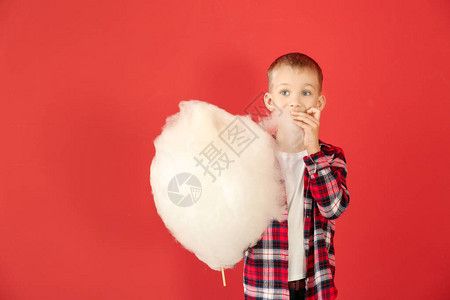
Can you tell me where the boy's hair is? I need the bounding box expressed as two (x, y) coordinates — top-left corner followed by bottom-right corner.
(267, 52), (323, 94)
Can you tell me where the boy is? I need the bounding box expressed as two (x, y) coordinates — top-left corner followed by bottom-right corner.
(243, 53), (350, 300)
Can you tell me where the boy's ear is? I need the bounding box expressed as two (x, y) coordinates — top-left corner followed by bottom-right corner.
(317, 94), (326, 111)
(264, 92), (275, 111)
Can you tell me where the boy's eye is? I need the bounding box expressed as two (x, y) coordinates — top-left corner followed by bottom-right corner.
(280, 90), (289, 96)
(302, 91), (311, 96)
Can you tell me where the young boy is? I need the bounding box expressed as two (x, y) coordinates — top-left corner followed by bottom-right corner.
(243, 53), (350, 300)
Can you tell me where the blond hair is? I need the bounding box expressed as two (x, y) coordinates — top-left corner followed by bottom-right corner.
(267, 52), (323, 93)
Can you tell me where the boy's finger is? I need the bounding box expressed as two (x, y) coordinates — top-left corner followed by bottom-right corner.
(291, 112), (319, 125)
(292, 117), (313, 129)
(307, 107), (321, 120)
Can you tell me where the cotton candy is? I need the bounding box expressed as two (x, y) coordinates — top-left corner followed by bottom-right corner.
(150, 100), (286, 271)
(258, 106), (306, 153)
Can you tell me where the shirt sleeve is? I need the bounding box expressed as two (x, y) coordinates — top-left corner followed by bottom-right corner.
(303, 147), (350, 220)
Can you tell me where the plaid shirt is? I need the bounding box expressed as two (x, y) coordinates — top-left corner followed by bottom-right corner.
(243, 139), (350, 300)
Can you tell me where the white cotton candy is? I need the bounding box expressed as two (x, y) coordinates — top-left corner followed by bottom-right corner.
(258, 106), (306, 152)
(150, 100), (286, 271)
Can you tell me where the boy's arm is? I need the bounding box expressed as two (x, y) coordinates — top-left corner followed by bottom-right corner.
(303, 147), (350, 220)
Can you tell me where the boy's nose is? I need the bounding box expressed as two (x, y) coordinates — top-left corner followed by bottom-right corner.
(288, 103), (305, 112)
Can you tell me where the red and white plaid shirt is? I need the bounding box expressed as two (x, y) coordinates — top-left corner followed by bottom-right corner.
(243, 139), (350, 300)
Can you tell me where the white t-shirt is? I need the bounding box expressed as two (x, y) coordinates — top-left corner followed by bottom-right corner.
(275, 149), (309, 281)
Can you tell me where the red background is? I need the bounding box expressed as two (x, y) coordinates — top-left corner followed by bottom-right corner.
(1, 0), (449, 299)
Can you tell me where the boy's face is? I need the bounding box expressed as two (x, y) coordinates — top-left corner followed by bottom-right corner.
(264, 65), (326, 115)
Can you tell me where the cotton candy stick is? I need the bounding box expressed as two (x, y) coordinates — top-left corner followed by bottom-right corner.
(221, 266), (226, 286)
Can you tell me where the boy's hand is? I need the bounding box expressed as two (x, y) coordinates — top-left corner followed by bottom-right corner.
(290, 107), (321, 155)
